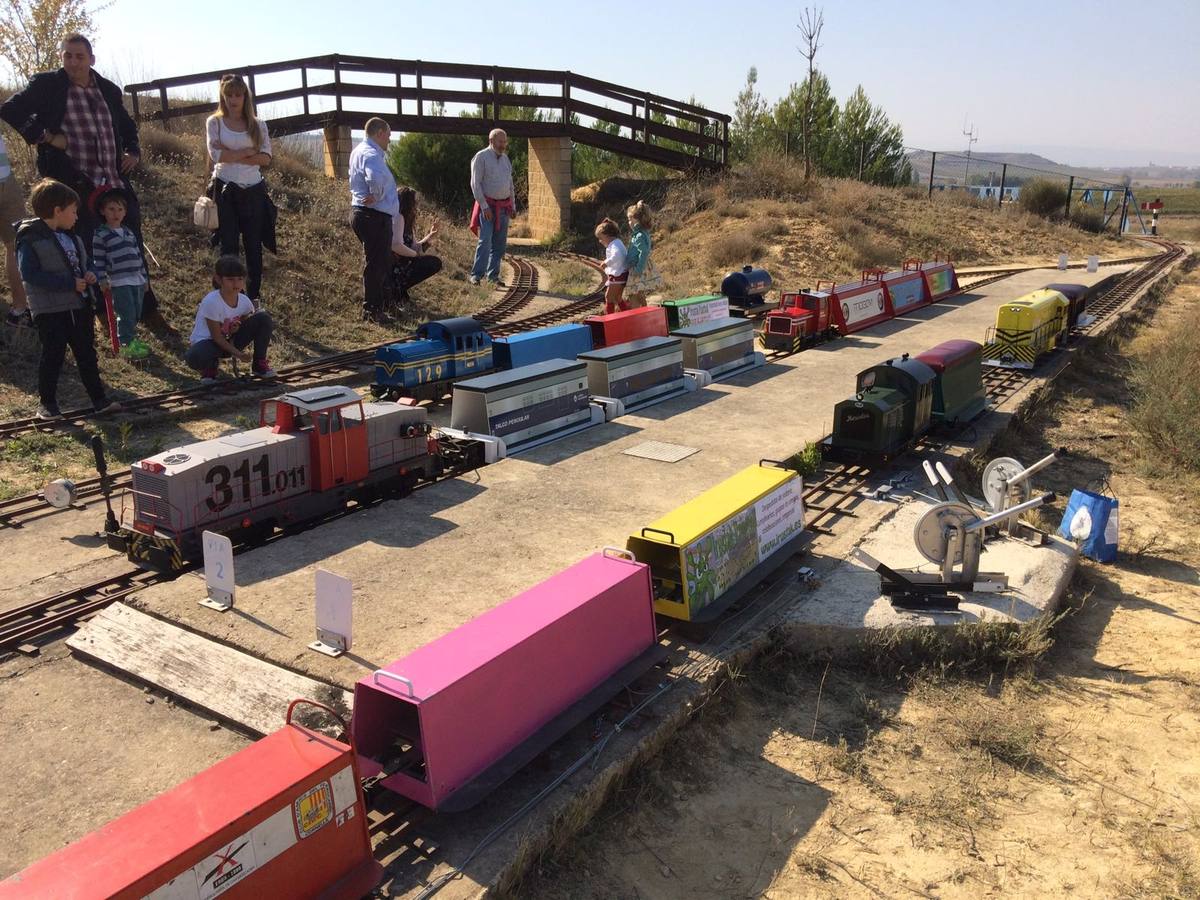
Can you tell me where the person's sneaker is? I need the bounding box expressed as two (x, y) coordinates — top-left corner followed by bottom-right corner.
(488, 278), (507, 288)
(36, 403), (61, 420)
(93, 399), (122, 415)
(252, 359), (276, 378)
(361, 307), (391, 325)
(6, 309), (31, 327)
(120, 341), (149, 360)
(468, 275), (481, 286)
(199, 367), (220, 385)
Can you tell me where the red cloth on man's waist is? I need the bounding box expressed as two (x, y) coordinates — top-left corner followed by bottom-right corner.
(469, 196), (515, 236)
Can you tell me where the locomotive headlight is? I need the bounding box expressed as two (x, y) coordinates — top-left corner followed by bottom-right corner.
(43, 478), (77, 509)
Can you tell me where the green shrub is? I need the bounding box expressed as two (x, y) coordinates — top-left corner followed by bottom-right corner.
(1068, 204), (1105, 233)
(1018, 178), (1068, 218)
(786, 441), (823, 476)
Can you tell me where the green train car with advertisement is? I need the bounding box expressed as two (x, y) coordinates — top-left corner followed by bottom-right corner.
(659, 294), (730, 330)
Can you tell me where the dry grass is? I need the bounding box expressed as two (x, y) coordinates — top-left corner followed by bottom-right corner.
(1130, 292), (1200, 470)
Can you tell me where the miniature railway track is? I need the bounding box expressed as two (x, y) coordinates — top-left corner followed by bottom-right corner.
(0, 447), (494, 652)
(0, 253), (606, 445)
(803, 462), (874, 533)
(4, 244), (1181, 641)
(0, 569), (163, 654)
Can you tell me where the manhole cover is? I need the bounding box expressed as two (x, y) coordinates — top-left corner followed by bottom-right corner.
(622, 441), (700, 463)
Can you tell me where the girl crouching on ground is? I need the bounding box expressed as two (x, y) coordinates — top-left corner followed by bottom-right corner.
(185, 256), (276, 384)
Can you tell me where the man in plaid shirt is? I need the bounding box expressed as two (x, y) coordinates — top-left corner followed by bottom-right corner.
(1, 32), (172, 334)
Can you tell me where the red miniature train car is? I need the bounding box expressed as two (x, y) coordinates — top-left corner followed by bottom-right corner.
(584, 306), (669, 349)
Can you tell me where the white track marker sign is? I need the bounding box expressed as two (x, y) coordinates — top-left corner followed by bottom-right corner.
(1087, 255), (1099, 273)
(309, 569), (353, 657)
(1058, 253), (1069, 270)
(199, 530), (235, 611)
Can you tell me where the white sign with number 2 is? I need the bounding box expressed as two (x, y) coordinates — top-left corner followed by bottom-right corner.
(202, 530), (235, 595)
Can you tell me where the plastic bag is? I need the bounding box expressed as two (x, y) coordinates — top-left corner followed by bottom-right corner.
(1058, 488), (1119, 562)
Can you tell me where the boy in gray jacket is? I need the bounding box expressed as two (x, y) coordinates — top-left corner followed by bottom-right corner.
(16, 178), (119, 419)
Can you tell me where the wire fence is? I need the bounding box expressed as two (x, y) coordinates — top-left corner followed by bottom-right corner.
(906, 148), (1150, 236)
(733, 122), (1152, 236)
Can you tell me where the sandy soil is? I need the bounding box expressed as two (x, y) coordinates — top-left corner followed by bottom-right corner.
(511, 265), (1200, 899)
(0, 646), (248, 877)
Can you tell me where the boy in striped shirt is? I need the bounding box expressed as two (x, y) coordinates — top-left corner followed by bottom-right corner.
(91, 186), (148, 358)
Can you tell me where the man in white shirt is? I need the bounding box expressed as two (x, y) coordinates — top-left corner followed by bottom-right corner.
(469, 128), (516, 286)
(349, 117), (399, 323)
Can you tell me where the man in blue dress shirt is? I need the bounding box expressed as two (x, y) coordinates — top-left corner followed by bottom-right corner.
(349, 117), (398, 323)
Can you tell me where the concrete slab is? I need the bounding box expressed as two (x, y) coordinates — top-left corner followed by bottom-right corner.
(130, 266), (1129, 691)
(786, 496), (1078, 638)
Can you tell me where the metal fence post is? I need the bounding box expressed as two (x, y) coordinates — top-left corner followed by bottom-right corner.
(927, 151), (936, 198)
(997, 164), (1006, 208)
(1065, 175), (1075, 219)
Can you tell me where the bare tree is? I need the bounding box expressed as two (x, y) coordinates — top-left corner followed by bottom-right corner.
(0, 0), (109, 82)
(796, 6), (824, 180)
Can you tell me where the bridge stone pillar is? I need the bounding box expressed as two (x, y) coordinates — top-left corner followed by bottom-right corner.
(527, 136), (572, 241)
(322, 125), (353, 179)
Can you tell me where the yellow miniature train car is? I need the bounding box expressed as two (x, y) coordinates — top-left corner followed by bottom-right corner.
(982, 289), (1069, 369)
(626, 461), (806, 622)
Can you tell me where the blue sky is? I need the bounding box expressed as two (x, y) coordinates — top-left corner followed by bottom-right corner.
(77, 0), (1200, 167)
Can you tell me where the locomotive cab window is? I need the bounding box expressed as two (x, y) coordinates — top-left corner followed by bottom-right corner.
(317, 410), (345, 435)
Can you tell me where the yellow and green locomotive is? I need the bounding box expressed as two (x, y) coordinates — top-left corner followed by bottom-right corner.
(981, 289), (1069, 369)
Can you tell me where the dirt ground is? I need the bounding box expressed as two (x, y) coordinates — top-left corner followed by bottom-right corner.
(511, 266), (1200, 898)
(0, 645), (248, 876)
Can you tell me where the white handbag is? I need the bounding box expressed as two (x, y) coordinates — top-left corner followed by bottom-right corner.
(193, 195), (219, 230)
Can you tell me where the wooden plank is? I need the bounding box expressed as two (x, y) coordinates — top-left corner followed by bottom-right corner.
(67, 602), (353, 738)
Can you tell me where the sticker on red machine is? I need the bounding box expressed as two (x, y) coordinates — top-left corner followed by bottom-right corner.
(294, 781), (334, 837)
(194, 835), (258, 899)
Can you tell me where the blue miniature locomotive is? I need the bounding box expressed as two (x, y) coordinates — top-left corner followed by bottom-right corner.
(373, 317), (494, 400)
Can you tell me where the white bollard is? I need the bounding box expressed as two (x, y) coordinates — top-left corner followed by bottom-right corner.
(1087, 255), (1099, 273)
(309, 569), (353, 657)
(1057, 253), (1068, 270)
(199, 530), (235, 611)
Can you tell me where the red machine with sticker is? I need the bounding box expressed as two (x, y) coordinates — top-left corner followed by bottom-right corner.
(584, 306), (668, 348)
(0, 701), (380, 900)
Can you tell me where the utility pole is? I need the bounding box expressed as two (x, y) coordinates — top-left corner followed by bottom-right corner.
(962, 116), (978, 189)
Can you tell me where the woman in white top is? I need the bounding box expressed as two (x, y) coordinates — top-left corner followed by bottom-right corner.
(206, 74), (275, 302)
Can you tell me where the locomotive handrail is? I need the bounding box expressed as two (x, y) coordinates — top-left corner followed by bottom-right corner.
(639, 526), (676, 544)
(758, 458), (789, 470)
(814, 280), (836, 293)
(902, 258), (923, 271)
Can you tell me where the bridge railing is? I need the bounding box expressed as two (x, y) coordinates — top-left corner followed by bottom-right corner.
(124, 54), (730, 170)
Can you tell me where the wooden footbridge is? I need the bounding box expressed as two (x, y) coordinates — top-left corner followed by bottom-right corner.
(125, 55), (729, 238)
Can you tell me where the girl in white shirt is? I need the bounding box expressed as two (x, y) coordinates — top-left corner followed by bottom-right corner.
(596, 218), (628, 313)
(206, 74), (274, 302)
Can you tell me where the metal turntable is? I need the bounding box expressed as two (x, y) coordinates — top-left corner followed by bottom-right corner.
(857, 458), (1055, 611)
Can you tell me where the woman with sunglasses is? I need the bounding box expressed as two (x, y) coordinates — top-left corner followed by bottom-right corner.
(205, 74), (275, 303)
